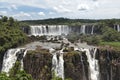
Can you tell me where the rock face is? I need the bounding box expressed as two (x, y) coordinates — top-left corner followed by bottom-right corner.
(23, 49), (120, 80)
(64, 52), (89, 80)
(23, 50), (52, 80)
(0, 53), (4, 72)
(98, 49), (120, 80)
(21, 26), (30, 34)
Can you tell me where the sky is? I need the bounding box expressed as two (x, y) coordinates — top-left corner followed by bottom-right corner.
(0, 0), (120, 20)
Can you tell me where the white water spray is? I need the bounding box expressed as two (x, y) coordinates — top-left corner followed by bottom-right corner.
(117, 25), (120, 32)
(51, 49), (64, 80)
(81, 25), (86, 34)
(1, 48), (27, 74)
(91, 25), (94, 34)
(30, 25), (69, 36)
(83, 48), (99, 80)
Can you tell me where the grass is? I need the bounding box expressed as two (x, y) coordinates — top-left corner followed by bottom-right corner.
(99, 41), (120, 50)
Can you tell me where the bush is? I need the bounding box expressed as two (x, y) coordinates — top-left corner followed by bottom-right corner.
(66, 33), (80, 43)
(102, 26), (120, 41)
(0, 16), (27, 54)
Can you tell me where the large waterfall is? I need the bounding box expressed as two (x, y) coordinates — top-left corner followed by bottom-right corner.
(1, 48), (27, 74)
(52, 50), (64, 80)
(83, 48), (99, 80)
(30, 25), (69, 36)
(29, 25), (97, 36)
(81, 25), (86, 34)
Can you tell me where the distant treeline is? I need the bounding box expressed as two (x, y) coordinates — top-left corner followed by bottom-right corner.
(21, 17), (120, 25)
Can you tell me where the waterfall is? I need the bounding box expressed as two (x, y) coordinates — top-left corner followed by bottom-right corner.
(83, 48), (99, 80)
(91, 25), (94, 34)
(114, 25), (116, 30)
(113, 24), (120, 32)
(81, 25), (86, 34)
(29, 25), (102, 36)
(52, 53), (58, 76)
(80, 54), (87, 80)
(1, 48), (27, 74)
(52, 50), (64, 80)
(20, 50), (27, 70)
(58, 53), (64, 80)
(30, 25), (69, 36)
(117, 25), (120, 32)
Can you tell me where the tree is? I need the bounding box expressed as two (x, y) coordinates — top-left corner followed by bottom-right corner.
(102, 26), (120, 41)
(8, 17), (14, 26)
(2, 16), (8, 22)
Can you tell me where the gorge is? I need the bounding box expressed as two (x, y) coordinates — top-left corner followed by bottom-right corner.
(0, 17), (120, 80)
(0, 36), (120, 80)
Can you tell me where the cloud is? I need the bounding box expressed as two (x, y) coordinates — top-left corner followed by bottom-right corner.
(12, 12), (31, 18)
(53, 5), (71, 13)
(0, 11), (7, 14)
(12, 11), (32, 20)
(77, 4), (89, 11)
(38, 12), (45, 16)
(49, 12), (55, 15)
(92, 0), (98, 1)
(0, 0), (120, 20)
(11, 5), (17, 10)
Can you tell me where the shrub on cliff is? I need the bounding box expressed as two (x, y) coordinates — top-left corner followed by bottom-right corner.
(9, 61), (33, 80)
(102, 26), (120, 41)
(0, 73), (10, 80)
(66, 33), (80, 43)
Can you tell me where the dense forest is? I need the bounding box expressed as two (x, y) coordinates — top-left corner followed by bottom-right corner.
(0, 16), (28, 54)
(0, 16), (32, 80)
(22, 17), (120, 25)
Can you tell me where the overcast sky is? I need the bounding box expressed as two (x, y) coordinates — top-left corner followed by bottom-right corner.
(0, 0), (120, 20)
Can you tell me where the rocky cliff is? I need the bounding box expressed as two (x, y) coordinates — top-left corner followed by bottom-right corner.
(98, 48), (120, 80)
(23, 48), (120, 80)
(23, 49), (52, 80)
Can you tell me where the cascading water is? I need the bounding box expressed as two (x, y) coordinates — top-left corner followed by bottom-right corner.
(81, 25), (86, 34)
(58, 52), (64, 80)
(29, 25), (99, 36)
(114, 24), (120, 32)
(51, 49), (64, 80)
(20, 50), (27, 70)
(83, 48), (99, 80)
(30, 25), (70, 36)
(91, 25), (94, 34)
(52, 53), (58, 76)
(1, 48), (27, 74)
(80, 54), (87, 80)
(117, 25), (120, 32)
(1, 49), (20, 73)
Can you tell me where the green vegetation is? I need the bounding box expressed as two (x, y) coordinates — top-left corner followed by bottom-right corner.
(52, 72), (72, 80)
(66, 25), (120, 49)
(100, 42), (120, 47)
(66, 33), (80, 43)
(22, 17), (120, 25)
(22, 17), (98, 25)
(0, 61), (33, 80)
(99, 42), (120, 50)
(0, 16), (28, 53)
